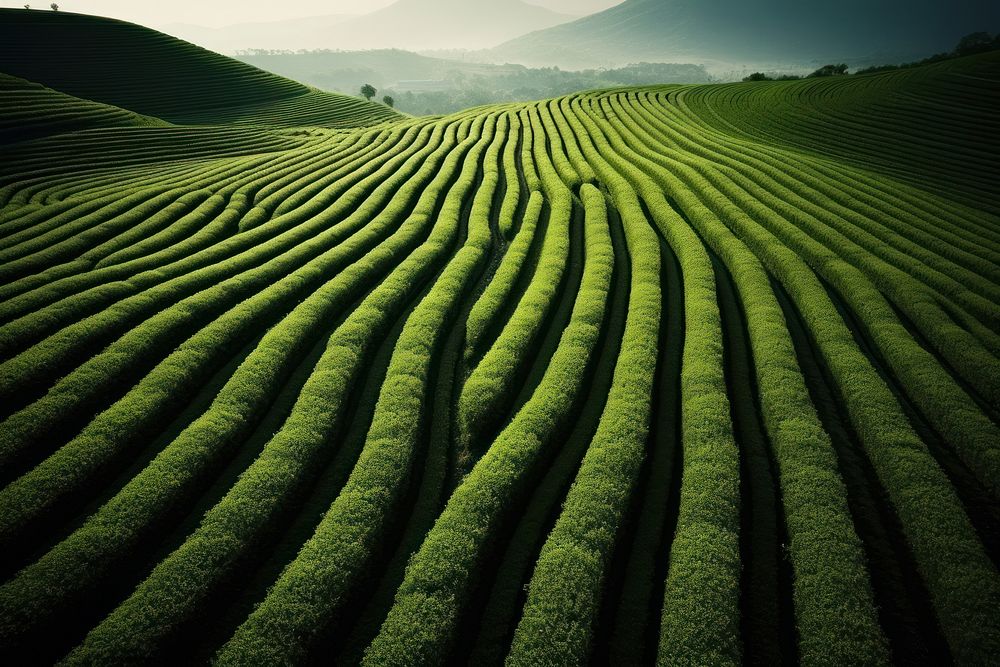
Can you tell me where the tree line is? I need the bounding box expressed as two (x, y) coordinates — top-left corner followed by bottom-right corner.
(360, 83), (393, 108)
(743, 31), (1000, 82)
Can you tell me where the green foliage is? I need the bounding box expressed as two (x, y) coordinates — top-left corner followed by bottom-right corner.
(63, 116), (499, 666)
(215, 115), (496, 664)
(497, 111), (524, 240)
(809, 63), (849, 77)
(0, 121), (450, 648)
(856, 32), (1000, 75)
(618, 82), (1000, 661)
(457, 182), (570, 450)
(365, 163), (613, 667)
(597, 90), (891, 661)
(956, 31), (996, 56)
(508, 176), (660, 666)
(464, 190), (542, 362)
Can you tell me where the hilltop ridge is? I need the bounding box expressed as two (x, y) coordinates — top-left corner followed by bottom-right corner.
(0, 9), (400, 128)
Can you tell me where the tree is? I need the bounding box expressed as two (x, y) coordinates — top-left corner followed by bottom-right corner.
(50, 2), (58, 9)
(955, 32), (994, 56)
(382, 95), (395, 108)
(360, 84), (377, 101)
(809, 63), (848, 78)
(742, 72), (772, 82)
(23, 4), (30, 8)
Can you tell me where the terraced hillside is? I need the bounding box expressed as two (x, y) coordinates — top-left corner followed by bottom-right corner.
(0, 46), (999, 666)
(687, 55), (1000, 214)
(0, 72), (165, 146)
(0, 10), (400, 129)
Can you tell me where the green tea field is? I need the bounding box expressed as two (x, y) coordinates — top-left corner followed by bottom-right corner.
(1, 9), (999, 666)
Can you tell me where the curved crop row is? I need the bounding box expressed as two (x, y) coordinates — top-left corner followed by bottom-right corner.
(213, 113), (496, 664)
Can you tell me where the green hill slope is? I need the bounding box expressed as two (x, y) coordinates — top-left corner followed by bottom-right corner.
(0, 72), (166, 145)
(686, 52), (1000, 213)
(0, 9), (400, 128)
(0, 47), (997, 667)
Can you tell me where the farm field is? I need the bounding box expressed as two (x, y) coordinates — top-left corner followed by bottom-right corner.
(1, 10), (999, 666)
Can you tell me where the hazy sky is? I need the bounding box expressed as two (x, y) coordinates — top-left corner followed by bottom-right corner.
(3, 0), (622, 27)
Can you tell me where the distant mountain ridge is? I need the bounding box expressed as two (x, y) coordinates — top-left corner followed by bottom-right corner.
(163, 15), (358, 54)
(309, 0), (574, 51)
(492, 0), (1000, 69)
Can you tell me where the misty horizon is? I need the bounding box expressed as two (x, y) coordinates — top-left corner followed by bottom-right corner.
(0, 0), (623, 28)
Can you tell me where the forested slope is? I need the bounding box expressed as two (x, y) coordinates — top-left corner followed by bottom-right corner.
(0, 47), (998, 666)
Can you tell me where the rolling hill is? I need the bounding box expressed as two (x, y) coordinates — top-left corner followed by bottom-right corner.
(0, 42), (998, 666)
(686, 54), (1000, 213)
(0, 72), (166, 145)
(0, 9), (400, 128)
(492, 0), (1000, 69)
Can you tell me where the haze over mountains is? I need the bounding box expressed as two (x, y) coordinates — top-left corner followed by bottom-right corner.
(165, 15), (358, 54)
(274, 0), (571, 51)
(493, 0), (1000, 68)
(74, 0), (996, 72)
(165, 0), (579, 53)
(235, 48), (711, 114)
(152, 0), (1000, 73)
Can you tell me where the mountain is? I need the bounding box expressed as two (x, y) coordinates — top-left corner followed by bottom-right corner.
(314, 0), (574, 51)
(0, 9), (399, 128)
(492, 0), (1000, 69)
(162, 15), (357, 54)
(523, 0), (623, 16)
